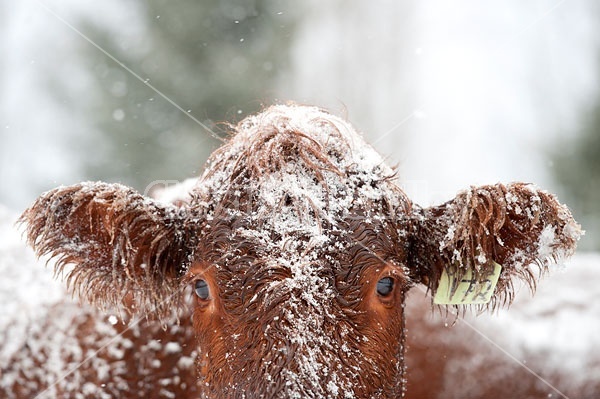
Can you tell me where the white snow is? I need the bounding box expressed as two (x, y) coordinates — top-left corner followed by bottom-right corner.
(151, 177), (198, 206)
(465, 252), (600, 388)
(537, 224), (557, 261)
(0, 206), (67, 368)
(164, 342), (182, 354)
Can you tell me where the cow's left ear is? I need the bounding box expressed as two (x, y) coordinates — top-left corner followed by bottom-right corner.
(20, 182), (195, 317)
(405, 183), (582, 309)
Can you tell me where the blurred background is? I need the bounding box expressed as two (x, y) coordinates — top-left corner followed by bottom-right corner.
(1, 0), (599, 250)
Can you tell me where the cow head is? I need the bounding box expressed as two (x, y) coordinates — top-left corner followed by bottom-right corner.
(21, 105), (581, 398)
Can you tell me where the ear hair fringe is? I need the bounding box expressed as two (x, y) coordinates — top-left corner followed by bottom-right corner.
(19, 182), (194, 319)
(408, 183), (582, 312)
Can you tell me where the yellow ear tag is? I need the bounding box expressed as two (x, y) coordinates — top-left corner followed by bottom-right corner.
(433, 262), (502, 305)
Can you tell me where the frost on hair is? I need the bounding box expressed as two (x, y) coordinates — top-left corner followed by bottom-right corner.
(19, 182), (194, 318)
(406, 182), (582, 310)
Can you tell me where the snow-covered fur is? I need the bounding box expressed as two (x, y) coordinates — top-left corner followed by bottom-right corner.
(408, 182), (581, 310)
(15, 104), (581, 398)
(0, 207), (199, 398)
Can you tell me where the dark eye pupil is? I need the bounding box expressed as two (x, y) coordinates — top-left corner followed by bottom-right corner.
(376, 277), (394, 296)
(194, 280), (210, 300)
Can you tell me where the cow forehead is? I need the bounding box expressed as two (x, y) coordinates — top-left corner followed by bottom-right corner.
(192, 105), (409, 244)
(197, 106), (406, 203)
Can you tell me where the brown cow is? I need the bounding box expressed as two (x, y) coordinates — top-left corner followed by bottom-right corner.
(12, 104), (581, 398)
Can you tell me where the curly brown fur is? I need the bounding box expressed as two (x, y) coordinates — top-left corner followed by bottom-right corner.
(406, 182), (581, 311)
(19, 182), (195, 318)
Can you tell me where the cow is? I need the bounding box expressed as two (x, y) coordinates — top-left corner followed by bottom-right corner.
(9, 104), (581, 398)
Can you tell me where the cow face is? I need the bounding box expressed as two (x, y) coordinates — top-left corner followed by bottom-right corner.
(21, 105), (581, 398)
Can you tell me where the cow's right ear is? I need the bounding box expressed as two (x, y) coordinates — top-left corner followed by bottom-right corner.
(20, 182), (195, 317)
(404, 183), (581, 310)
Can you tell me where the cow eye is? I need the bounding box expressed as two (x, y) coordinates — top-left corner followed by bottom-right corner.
(376, 277), (394, 297)
(194, 279), (210, 300)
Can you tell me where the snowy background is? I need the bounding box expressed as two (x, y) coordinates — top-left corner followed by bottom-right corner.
(1, 0), (599, 396)
(2, 1), (599, 222)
